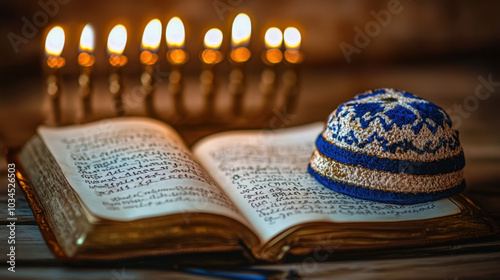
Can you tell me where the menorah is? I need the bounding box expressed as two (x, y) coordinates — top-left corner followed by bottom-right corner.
(43, 13), (303, 128)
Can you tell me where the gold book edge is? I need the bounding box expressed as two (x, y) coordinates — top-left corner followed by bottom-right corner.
(254, 195), (499, 262)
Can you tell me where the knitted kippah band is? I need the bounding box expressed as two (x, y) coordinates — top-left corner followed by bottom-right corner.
(310, 149), (464, 193)
(309, 88), (466, 204)
(308, 164), (466, 205)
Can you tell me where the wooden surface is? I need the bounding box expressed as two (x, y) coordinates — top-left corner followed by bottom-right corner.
(1, 67), (500, 279)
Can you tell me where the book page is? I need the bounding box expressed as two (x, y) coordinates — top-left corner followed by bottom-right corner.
(193, 123), (461, 242)
(37, 117), (247, 223)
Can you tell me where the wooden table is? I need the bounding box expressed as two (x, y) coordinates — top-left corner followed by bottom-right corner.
(1, 66), (500, 279)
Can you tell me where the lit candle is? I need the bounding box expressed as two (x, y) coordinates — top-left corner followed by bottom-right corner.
(140, 19), (162, 117)
(283, 27), (303, 63)
(260, 27), (283, 115)
(229, 13), (251, 117)
(282, 27), (303, 114)
(202, 28), (223, 63)
(107, 24), (128, 117)
(44, 26), (65, 126)
(77, 24), (95, 122)
(165, 17), (188, 119)
(200, 28), (223, 118)
(263, 27), (283, 62)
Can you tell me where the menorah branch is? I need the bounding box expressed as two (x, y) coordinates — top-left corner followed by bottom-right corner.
(109, 71), (125, 117)
(47, 73), (62, 126)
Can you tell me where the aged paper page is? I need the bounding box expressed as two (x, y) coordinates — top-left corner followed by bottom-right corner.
(38, 117), (246, 223)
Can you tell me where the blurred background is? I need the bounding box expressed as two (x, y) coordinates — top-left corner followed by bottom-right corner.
(1, 0), (499, 160)
(1, 2), (500, 275)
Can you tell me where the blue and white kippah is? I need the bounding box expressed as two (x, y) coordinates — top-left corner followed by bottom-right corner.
(308, 88), (466, 204)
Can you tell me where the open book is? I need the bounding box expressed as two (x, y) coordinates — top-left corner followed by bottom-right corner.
(14, 117), (498, 262)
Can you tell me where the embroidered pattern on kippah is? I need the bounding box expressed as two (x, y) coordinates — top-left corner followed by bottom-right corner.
(323, 88), (462, 162)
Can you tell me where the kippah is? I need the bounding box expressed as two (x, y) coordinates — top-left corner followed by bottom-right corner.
(308, 88), (466, 204)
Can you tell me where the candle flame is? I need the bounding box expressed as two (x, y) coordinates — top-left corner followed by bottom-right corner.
(166, 17), (185, 49)
(204, 28), (223, 50)
(107, 24), (127, 55)
(284, 27), (301, 50)
(142, 19), (162, 51)
(264, 27), (282, 49)
(45, 26), (65, 57)
(231, 13), (251, 48)
(79, 24), (95, 53)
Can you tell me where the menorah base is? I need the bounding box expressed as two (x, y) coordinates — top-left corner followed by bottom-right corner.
(43, 73), (301, 132)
